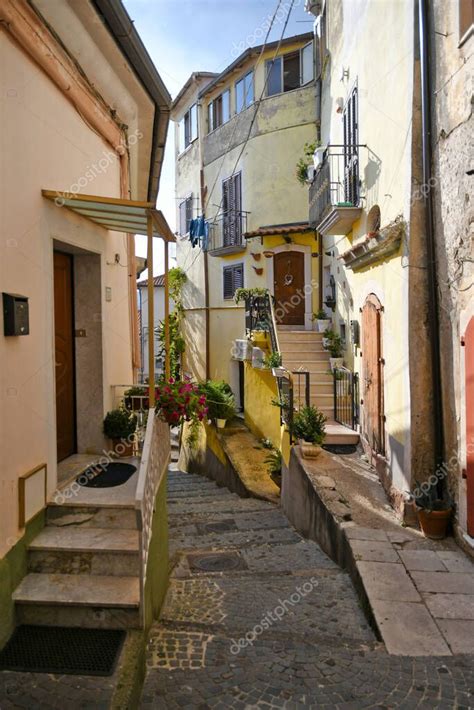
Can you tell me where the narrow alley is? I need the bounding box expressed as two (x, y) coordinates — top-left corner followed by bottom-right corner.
(140, 468), (474, 708)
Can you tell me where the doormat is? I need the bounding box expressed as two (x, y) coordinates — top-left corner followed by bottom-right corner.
(0, 626), (126, 676)
(322, 444), (357, 455)
(78, 462), (136, 488)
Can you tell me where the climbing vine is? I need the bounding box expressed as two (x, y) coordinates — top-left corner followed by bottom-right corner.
(158, 266), (187, 378)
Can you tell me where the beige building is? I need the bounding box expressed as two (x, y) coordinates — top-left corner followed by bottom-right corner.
(171, 34), (321, 395)
(0, 0), (170, 642)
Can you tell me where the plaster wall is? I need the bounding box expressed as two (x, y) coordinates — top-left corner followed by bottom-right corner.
(0, 36), (133, 557)
(319, 0), (415, 497)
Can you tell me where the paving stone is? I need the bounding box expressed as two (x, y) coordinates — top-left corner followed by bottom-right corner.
(398, 550), (448, 572)
(344, 526), (389, 542)
(371, 600), (451, 656)
(357, 561), (421, 602)
(351, 539), (401, 563)
(411, 571), (474, 595)
(437, 620), (474, 654)
(423, 592), (474, 619)
(437, 550), (474, 573)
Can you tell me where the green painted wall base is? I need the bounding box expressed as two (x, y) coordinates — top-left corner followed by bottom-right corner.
(143, 472), (169, 630)
(0, 511), (46, 650)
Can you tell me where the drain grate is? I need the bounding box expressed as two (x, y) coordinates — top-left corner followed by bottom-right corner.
(0, 626), (125, 676)
(322, 444), (357, 455)
(187, 551), (248, 573)
(196, 519), (238, 535)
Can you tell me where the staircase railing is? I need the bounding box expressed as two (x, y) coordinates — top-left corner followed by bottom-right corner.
(333, 366), (359, 430)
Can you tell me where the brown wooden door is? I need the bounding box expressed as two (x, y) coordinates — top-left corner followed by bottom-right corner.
(54, 252), (76, 461)
(273, 251), (305, 325)
(465, 317), (474, 537)
(362, 294), (385, 456)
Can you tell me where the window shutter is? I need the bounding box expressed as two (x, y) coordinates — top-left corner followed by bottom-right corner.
(179, 200), (187, 236)
(233, 263), (244, 290)
(223, 266), (233, 299)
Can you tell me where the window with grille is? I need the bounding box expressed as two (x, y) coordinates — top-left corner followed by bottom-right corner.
(342, 86), (359, 206)
(179, 194), (193, 236)
(222, 173), (242, 247)
(223, 263), (244, 300)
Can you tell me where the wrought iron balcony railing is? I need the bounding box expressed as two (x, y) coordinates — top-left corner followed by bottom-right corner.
(207, 210), (248, 256)
(309, 145), (363, 235)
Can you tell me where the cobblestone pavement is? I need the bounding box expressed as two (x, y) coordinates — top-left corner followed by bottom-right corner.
(0, 669), (114, 709)
(141, 469), (474, 709)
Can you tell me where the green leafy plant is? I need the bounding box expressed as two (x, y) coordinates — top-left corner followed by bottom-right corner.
(313, 309), (329, 321)
(271, 394), (291, 412)
(291, 405), (327, 445)
(260, 438), (274, 450)
(410, 481), (453, 512)
(155, 376), (208, 448)
(157, 267), (187, 378)
(263, 351), (282, 368)
(328, 333), (343, 358)
(265, 448), (282, 475)
(295, 141), (320, 186)
(103, 407), (137, 440)
(234, 287), (268, 304)
(199, 380), (236, 422)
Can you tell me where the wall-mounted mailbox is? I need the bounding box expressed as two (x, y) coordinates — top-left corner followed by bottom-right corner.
(3, 293), (29, 336)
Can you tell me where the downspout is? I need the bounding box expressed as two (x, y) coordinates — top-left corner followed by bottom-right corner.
(418, 0), (444, 481)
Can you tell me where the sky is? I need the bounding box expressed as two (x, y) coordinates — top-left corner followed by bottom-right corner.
(128, 0), (313, 277)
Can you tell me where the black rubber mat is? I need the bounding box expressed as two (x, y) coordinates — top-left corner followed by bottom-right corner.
(0, 626), (126, 676)
(77, 462), (136, 488)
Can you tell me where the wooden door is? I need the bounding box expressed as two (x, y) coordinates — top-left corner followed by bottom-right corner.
(54, 252), (76, 461)
(362, 294), (385, 456)
(465, 317), (474, 536)
(273, 251), (305, 325)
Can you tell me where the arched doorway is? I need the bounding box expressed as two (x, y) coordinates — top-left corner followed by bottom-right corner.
(361, 294), (385, 457)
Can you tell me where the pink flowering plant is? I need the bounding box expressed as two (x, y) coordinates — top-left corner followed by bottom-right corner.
(155, 377), (208, 447)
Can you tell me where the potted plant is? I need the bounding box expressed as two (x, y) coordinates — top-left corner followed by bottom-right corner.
(103, 407), (137, 457)
(263, 351), (284, 376)
(155, 377), (208, 448)
(124, 385), (148, 411)
(265, 448), (282, 487)
(410, 482), (453, 540)
(199, 380), (236, 429)
(291, 405), (327, 458)
(312, 309), (331, 333)
(322, 327), (335, 350)
(328, 333), (344, 370)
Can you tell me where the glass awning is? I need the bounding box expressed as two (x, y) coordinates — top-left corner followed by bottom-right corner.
(42, 190), (175, 242)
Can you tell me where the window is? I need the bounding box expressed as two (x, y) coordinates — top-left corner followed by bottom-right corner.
(178, 103), (198, 152)
(223, 263), (244, 300)
(266, 42), (314, 96)
(343, 86), (359, 206)
(235, 71), (254, 113)
(208, 89), (230, 132)
(459, 0), (474, 42)
(179, 194), (193, 236)
(222, 173), (242, 247)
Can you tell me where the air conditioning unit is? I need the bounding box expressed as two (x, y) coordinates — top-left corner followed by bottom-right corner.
(233, 339), (252, 361)
(313, 145), (326, 170)
(251, 346), (265, 369)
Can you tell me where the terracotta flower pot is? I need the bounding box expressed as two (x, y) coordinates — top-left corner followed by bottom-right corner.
(417, 508), (452, 540)
(299, 440), (322, 459)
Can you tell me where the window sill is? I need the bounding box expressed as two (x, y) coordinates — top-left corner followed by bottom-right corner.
(177, 138), (198, 159)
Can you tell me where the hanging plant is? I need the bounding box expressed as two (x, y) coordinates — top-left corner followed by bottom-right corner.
(295, 141), (320, 186)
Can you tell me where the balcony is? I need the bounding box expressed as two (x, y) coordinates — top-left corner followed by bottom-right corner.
(207, 210), (247, 256)
(309, 146), (363, 236)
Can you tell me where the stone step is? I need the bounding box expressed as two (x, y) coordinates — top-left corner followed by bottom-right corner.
(46, 505), (138, 530)
(13, 573), (140, 629)
(283, 353), (330, 363)
(278, 330), (323, 341)
(27, 527), (139, 577)
(280, 343), (327, 353)
(324, 421), (359, 445)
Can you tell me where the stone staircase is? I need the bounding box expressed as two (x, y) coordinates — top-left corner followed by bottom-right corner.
(12, 495), (141, 629)
(278, 328), (359, 445)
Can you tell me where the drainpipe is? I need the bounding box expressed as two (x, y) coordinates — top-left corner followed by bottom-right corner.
(418, 0), (444, 483)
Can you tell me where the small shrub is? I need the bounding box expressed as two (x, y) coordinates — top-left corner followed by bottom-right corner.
(104, 408), (137, 440)
(291, 405), (327, 445)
